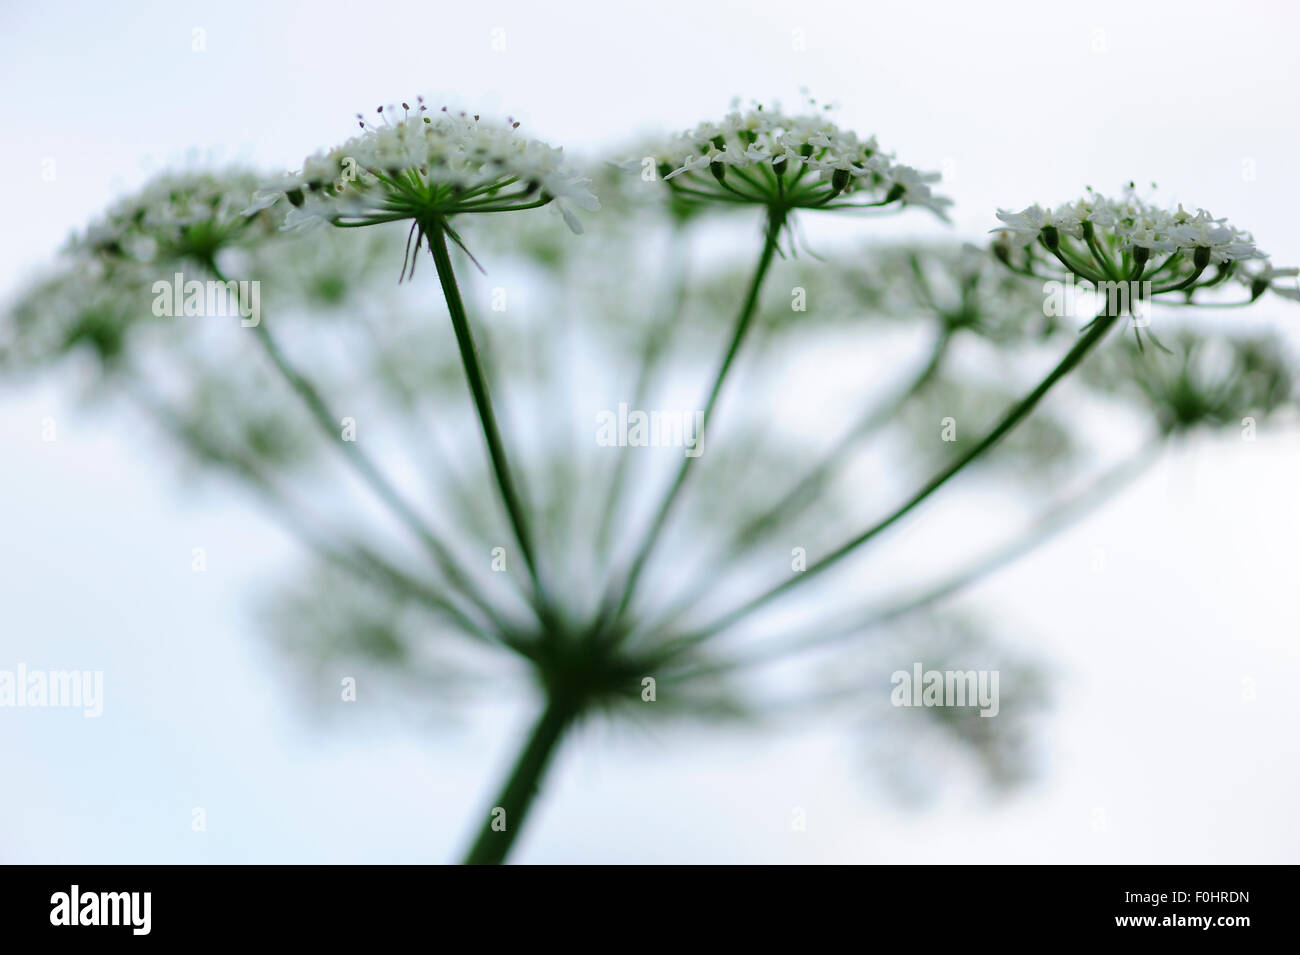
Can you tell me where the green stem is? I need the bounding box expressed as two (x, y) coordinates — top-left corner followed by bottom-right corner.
(670, 434), (1164, 679)
(461, 695), (576, 865)
(645, 329), (950, 636)
(427, 221), (549, 616)
(594, 226), (691, 562)
(202, 259), (506, 633)
(1083, 225), (1117, 280)
(1153, 263), (1206, 294)
(247, 320), (511, 630)
(604, 206), (787, 628)
(730, 327), (948, 551)
(655, 309), (1122, 659)
(127, 378), (501, 644)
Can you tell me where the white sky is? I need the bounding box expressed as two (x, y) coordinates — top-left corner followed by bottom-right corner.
(2, 0), (1298, 862)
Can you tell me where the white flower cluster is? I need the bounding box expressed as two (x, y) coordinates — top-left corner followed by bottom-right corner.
(250, 100), (599, 233)
(76, 169), (272, 264)
(1084, 329), (1296, 432)
(646, 103), (951, 216)
(1236, 261), (1300, 302)
(3, 264), (139, 372)
(994, 186), (1263, 265)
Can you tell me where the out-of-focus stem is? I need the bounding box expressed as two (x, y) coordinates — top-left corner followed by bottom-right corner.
(594, 226), (691, 563)
(653, 310), (1123, 659)
(647, 328), (951, 635)
(602, 206), (787, 631)
(665, 434), (1164, 679)
(203, 259), (508, 634)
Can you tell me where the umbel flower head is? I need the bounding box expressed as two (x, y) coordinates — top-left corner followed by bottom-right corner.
(1234, 260), (1300, 304)
(74, 169), (277, 271)
(1083, 330), (1294, 434)
(640, 99), (952, 218)
(248, 99), (600, 243)
(991, 183), (1295, 307)
(858, 243), (1062, 342)
(3, 264), (146, 374)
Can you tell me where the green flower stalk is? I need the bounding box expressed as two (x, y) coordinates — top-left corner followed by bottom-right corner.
(251, 102), (610, 864)
(252, 101), (601, 619)
(602, 103), (953, 634)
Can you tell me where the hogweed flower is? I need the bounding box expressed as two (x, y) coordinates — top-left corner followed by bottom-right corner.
(861, 243), (1061, 342)
(248, 99), (599, 276)
(1235, 260), (1300, 304)
(4, 264), (146, 374)
(248, 98), (593, 617)
(991, 184), (1294, 310)
(639, 100), (952, 219)
(5, 169), (280, 377)
(1084, 330), (1294, 434)
(75, 169), (276, 272)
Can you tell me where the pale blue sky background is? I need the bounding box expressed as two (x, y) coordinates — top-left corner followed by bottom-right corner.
(2, 0), (1298, 862)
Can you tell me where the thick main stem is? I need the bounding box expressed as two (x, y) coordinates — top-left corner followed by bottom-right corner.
(461, 695), (575, 865)
(428, 222), (548, 615)
(605, 207), (786, 627)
